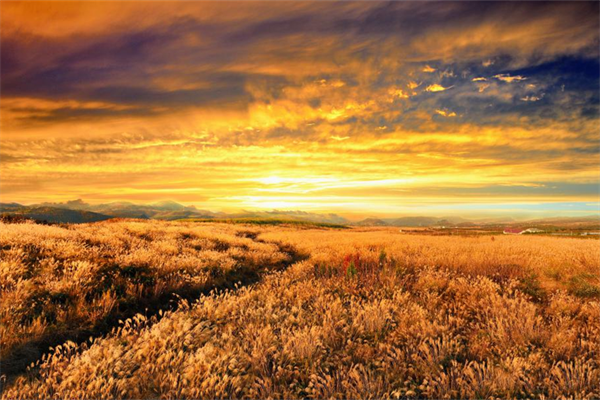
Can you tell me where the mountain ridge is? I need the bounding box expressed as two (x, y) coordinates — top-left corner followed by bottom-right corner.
(1, 200), (599, 226)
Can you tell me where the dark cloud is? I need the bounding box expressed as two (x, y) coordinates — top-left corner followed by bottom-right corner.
(0, 153), (35, 164)
(509, 57), (600, 88)
(16, 106), (159, 123)
(57, 23), (188, 66)
(0, 38), (21, 77)
(88, 84), (249, 108)
(1, 1), (598, 134)
(2, 65), (122, 98)
(226, 15), (318, 43)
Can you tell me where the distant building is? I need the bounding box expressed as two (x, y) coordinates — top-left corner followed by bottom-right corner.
(522, 228), (544, 234)
(503, 228), (525, 235)
(503, 227), (544, 235)
(582, 232), (600, 236)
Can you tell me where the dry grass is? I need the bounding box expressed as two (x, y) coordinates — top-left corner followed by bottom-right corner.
(2, 222), (599, 399)
(260, 227), (600, 294)
(0, 220), (290, 378)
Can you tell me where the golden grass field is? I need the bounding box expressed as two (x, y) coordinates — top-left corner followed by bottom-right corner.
(1, 220), (599, 399)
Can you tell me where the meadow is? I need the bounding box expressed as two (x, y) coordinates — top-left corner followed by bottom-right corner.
(0, 220), (293, 379)
(1, 220), (599, 399)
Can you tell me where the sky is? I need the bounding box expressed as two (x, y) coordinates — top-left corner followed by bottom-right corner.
(1, 1), (599, 217)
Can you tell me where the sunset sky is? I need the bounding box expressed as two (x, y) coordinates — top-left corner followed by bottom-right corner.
(1, 1), (599, 217)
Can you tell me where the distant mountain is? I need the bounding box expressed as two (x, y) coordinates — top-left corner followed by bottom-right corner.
(37, 199), (90, 210)
(0, 201), (473, 226)
(351, 215), (473, 227)
(0, 200), (213, 223)
(153, 210), (215, 221)
(525, 215), (600, 224)
(385, 217), (440, 227)
(518, 215), (600, 228)
(1, 206), (112, 224)
(98, 209), (151, 220)
(0, 203), (24, 211)
(27, 199), (216, 221)
(355, 218), (388, 226)
(4, 199), (598, 227)
(149, 200), (189, 211)
(228, 210), (350, 225)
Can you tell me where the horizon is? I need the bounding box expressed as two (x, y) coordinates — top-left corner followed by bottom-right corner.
(2, 2), (599, 215)
(3, 197), (600, 222)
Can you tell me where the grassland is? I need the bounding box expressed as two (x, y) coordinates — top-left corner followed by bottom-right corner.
(1, 220), (599, 399)
(0, 220), (295, 379)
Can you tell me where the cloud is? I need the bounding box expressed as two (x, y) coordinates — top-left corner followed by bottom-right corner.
(521, 95), (542, 102)
(426, 84), (453, 92)
(389, 88), (410, 99)
(1, 1), (599, 212)
(330, 136), (350, 141)
(494, 74), (527, 83)
(435, 110), (457, 117)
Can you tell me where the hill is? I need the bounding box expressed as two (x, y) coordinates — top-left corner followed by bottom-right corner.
(4, 200), (217, 222)
(0, 206), (112, 223)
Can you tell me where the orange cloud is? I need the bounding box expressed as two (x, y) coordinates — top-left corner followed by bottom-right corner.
(426, 84), (452, 92)
(435, 110), (457, 117)
(1, 1), (598, 215)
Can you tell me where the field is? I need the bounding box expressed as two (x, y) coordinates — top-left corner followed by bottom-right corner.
(1, 220), (599, 399)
